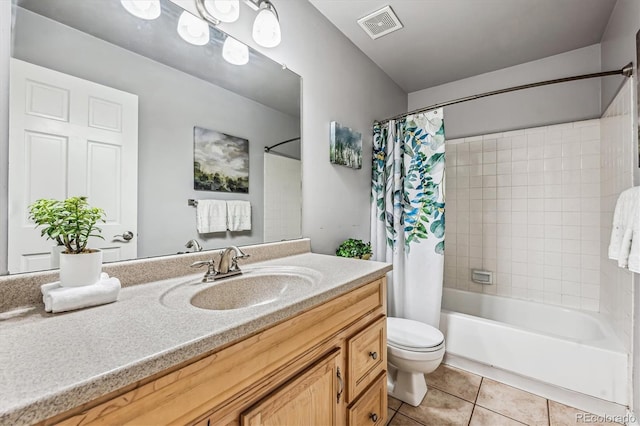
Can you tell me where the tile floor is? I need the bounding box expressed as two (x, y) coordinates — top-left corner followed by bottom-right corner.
(386, 364), (622, 426)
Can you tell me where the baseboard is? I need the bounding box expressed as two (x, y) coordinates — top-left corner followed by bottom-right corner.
(444, 354), (628, 419)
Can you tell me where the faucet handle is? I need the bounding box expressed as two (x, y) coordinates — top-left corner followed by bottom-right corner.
(190, 259), (218, 282)
(235, 248), (250, 259)
(190, 260), (212, 268)
(190, 259), (217, 272)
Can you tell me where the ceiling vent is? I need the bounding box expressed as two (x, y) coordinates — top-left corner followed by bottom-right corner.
(357, 5), (403, 40)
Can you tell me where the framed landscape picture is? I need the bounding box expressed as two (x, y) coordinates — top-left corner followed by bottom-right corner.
(194, 126), (249, 193)
(330, 121), (362, 169)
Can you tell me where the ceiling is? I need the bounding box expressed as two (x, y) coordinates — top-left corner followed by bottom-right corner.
(309, 0), (617, 93)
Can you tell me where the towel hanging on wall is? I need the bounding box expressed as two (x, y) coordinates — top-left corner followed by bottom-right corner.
(227, 200), (251, 231)
(197, 200), (227, 233)
(608, 187), (640, 273)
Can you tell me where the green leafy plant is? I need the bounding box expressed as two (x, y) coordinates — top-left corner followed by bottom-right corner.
(336, 238), (372, 259)
(28, 196), (106, 254)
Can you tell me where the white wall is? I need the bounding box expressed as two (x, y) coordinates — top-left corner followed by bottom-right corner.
(599, 0), (640, 413)
(179, 0), (407, 255)
(408, 45), (602, 139)
(12, 9), (300, 258)
(600, 0), (640, 112)
(600, 80), (635, 352)
(0, 1), (10, 275)
(444, 120), (602, 311)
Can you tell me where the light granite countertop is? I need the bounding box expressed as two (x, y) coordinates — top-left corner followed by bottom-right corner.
(0, 252), (391, 425)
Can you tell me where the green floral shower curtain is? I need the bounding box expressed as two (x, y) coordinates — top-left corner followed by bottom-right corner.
(370, 109), (445, 327)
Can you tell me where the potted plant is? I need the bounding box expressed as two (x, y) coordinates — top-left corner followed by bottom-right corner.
(29, 196), (106, 287)
(336, 238), (372, 260)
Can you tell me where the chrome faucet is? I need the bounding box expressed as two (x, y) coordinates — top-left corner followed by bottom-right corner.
(218, 246), (250, 275)
(190, 246), (250, 282)
(185, 239), (203, 252)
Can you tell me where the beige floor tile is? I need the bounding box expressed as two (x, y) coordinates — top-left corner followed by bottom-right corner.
(476, 378), (549, 426)
(389, 413), (424, 426)
(470, 405), (526, 425)
(387, 408), (397, 425)
(398, 388), (474, 426)
(426, 364), (483, 403)
(388, 396), (402, 410)
(549, 401), (623, 425)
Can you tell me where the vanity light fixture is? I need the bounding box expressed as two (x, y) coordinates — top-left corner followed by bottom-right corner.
(222, 36), (250, 65)
(177, 11), (210, 45)
(251, 0), (281, 48)
(203, 0), (240, 23)
(120, 0), (161, 20)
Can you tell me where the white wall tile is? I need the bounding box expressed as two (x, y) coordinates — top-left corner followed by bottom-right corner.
(446, 118), (602, 313)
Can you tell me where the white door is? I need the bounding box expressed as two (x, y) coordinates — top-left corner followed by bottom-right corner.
(263, 152), (301, 242)
(8, 58), (138, 273)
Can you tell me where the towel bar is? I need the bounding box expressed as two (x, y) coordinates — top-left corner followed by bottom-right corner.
(188, 199), (198, 207)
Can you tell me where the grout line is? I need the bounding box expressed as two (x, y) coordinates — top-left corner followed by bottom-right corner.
(547, 399), (551, 426)
(476, 376), (484, 404)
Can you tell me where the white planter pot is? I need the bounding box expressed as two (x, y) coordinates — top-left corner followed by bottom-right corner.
(59, 249), (103, 287)
(50, 245), (66, 269)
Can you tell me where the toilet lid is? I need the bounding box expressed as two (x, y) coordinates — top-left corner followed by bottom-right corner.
(387, 317), (444, 350)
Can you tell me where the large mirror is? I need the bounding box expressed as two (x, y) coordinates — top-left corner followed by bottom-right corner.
(5, 0), (302, 274)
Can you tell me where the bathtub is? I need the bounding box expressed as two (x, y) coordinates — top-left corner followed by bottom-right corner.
(439, 288), (628, 405)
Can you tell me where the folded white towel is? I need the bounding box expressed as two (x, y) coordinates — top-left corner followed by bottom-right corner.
(227, 200), (251, 231)
(197, 200), (227, 234)
(608, 187), (640, 272)
(41, 272), (121, 313)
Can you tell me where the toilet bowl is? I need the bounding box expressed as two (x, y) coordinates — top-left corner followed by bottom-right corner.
(387, 317), (445, 406)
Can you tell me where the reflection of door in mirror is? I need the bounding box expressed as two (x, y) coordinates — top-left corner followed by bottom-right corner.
(264, 152), (302, 242)
(8, 59), (138, 273)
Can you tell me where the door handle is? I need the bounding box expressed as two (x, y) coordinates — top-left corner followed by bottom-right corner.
(113, 231), (134, 242)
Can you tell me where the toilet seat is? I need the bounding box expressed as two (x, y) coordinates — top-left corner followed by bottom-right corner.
(387, 317), (445, 352)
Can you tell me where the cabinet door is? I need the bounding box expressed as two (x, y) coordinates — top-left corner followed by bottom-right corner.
(241, 350), (341, 426)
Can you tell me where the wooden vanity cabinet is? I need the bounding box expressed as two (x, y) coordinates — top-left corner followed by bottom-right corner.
(46, 277), (387, 426)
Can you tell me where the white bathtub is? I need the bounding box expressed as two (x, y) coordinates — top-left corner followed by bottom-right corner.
(439, 288), (628, 405)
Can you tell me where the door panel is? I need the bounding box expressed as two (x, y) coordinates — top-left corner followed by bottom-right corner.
(8, 58), (138, 273)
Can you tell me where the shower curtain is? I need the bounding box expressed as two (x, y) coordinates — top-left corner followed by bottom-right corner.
(370, 109), (445, 327)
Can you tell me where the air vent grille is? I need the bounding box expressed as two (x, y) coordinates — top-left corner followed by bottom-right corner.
(357, 6), (403, 40)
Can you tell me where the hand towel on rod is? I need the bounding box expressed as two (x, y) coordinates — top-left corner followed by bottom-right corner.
(227, 200), (251, 231)
(197, 200), (227, 233)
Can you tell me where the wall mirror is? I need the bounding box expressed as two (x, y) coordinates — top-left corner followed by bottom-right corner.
(4, 0), (302, 275)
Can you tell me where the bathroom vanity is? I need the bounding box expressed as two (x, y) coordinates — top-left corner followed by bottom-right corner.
(0, 240), (391, 425)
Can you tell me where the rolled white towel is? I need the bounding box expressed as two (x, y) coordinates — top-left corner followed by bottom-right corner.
(41, 273), (121, 313)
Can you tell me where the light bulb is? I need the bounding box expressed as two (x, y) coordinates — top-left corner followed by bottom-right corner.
(177, 11), (210, 46)
(203, 0), (240, 23)
(222, 36), (249, 65)
(120, 0), (161, 20)
(252, 4), (281, 48)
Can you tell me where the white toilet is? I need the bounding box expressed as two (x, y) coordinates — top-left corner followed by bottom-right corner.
(387, 316), (445, 406)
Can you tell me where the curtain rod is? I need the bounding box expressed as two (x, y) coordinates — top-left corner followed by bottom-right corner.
(375, 62), (634, 125)
(264, 137), (300, 152)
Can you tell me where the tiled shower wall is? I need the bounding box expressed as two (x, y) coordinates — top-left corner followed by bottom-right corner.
(600, 80), (634, 349)
(444, 120), (601, 311)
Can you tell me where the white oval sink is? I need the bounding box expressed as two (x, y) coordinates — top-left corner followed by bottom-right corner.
(191, 274), (314, 310)
(159, 266), (321, 312)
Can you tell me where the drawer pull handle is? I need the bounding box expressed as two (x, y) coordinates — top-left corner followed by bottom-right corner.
(336, 367), (344, 403)
(369, 413), (378, 422)
(369, 351), (378, 360)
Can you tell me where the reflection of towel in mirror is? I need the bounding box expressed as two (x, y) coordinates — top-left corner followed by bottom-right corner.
(41, 272), (121, 313)
(608, 187), (640, 273)
(227, 200), (251, 231)
(197, 200), (227, 233)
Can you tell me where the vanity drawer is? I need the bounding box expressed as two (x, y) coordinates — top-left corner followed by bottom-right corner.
(347, 316), (386, 402)
(348, 373), (387, 426)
